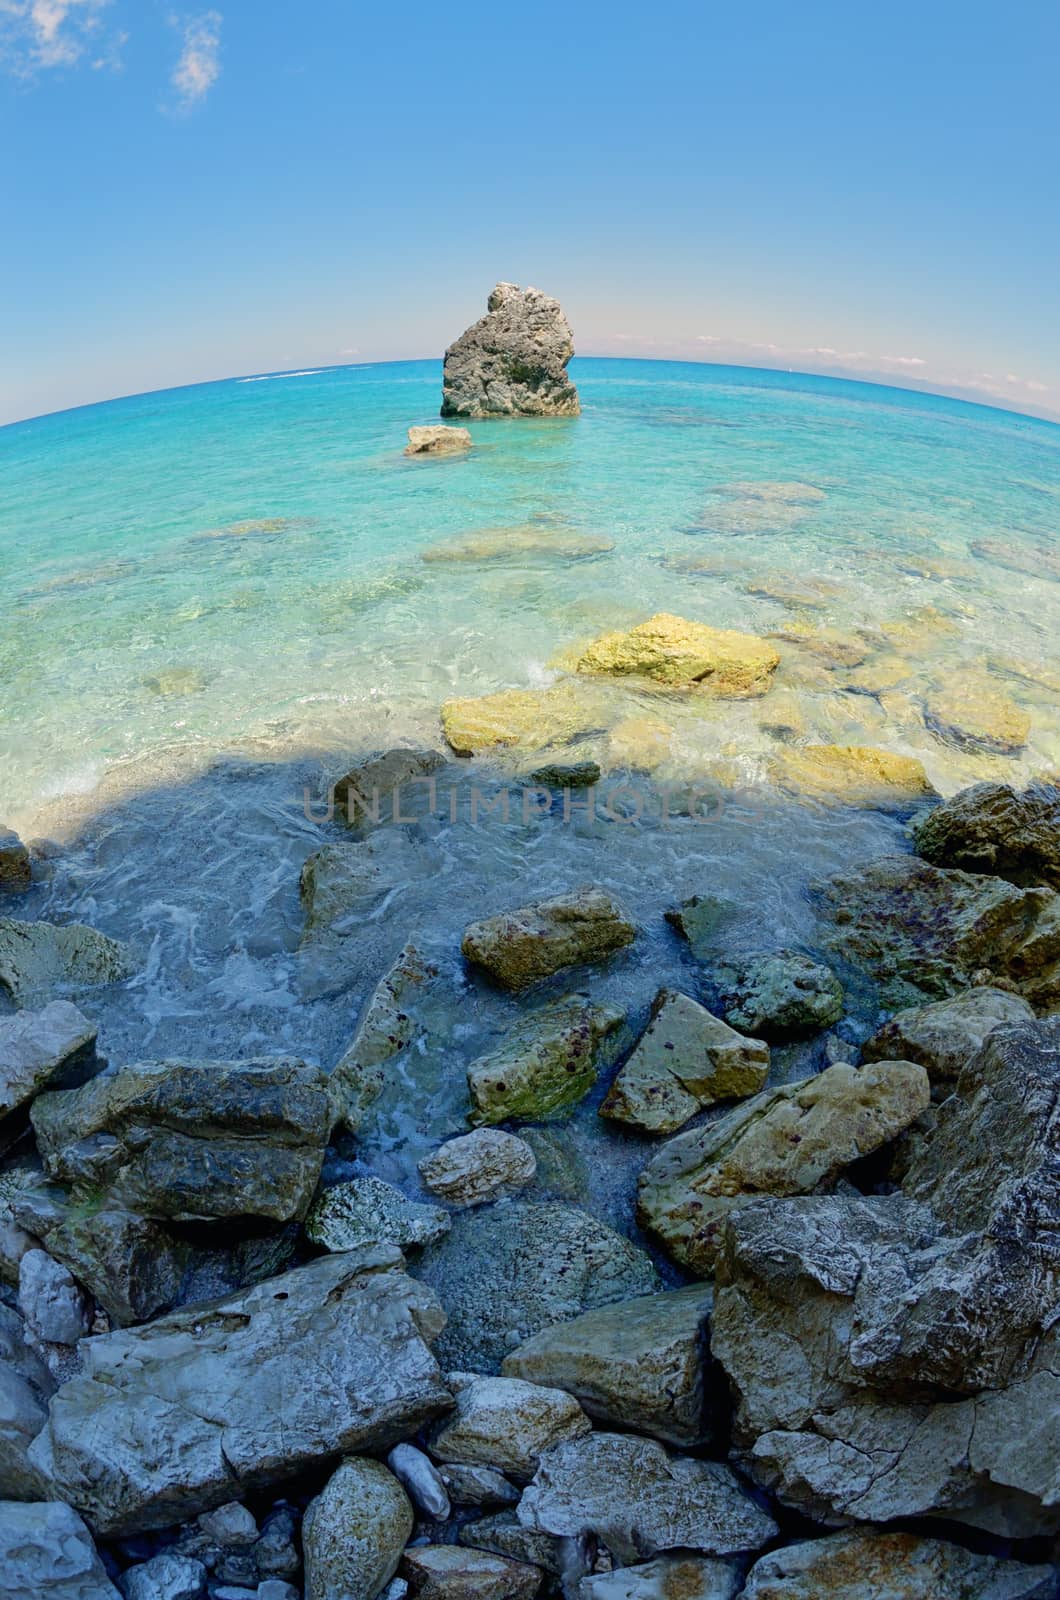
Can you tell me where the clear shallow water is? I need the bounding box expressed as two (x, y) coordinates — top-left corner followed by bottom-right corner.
(2, 358), (1059, 1214)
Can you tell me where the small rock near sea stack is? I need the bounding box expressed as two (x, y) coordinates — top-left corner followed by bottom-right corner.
(0, 828), (31, 894)
(441, 283), (579, 417)
(405, 424), (472, 456)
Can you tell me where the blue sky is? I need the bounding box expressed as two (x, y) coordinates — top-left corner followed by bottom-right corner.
(3, 0), (1059, 425)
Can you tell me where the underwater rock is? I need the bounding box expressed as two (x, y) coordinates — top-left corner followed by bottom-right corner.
(770, 623), (869, 669)
(924, 675), (1030, 754)
(302, 1456), (413, 1600)
(724, 480), (825, 505)
(600, 990), (769, 1134)
(971, 536), (1060, 584)
(637, 1060), (930, 1275)
(605, 714), (673, 771)
(574, 613), (780, 697)
(816, 854), (1060, 1010)
(305, 1176), (450, 1252)
(740, 1528), (1055, 1600)
(0, 919), (135, 1006)
(0, 828), (31, 894)
(143, 666), (206, 698)
(912, 780), (1060, 889)
(440, 683), (602, 757)
(756, 686), (806, 741)
(0, 1001), (99, 1143)
(466, 997), (625, 1124)
(744, 572), (844, 609)
(406, 424), (473, 455)
(403, 1543), (542, 1600)
(29, 1247), (450, 1536)
(334, 746), (447, 830)
(31, 1056), (332, 1224)
(414, 1200), (660, 1372)
(423, 526), (613, 563)
(712, 949), (844, 1039)
(862, 985), (1033, 1086)
(527, 758), (601, 787)
(579, 1558), (741, 1600)
(768, 743), (936, 810)
(664, 895), (737, 961)
(517, 1432), (777, 1564)
(441, 282), (579, 418)
(503, 1284), (714, 1447)
(0, 1500), (120, 1600)
(462, 886), (636, 991)
(329, 941), (441, 1130)
(428, 1371), (591, 1478)
(419, 1128), (537, 1207)
(842, 653), (913, 695)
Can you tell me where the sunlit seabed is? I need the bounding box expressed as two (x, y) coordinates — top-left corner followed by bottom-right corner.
(2, 358), (1058, 1213)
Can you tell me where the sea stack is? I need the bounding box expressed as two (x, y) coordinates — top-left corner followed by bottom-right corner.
(441, 282), (580, 417)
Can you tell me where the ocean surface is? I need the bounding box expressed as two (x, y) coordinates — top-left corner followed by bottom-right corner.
(3, 357), (1059, 1210)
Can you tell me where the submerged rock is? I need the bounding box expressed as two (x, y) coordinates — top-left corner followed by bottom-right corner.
(0, 919), (135, 1006)
(862, 985), (1033, 1086)
(305, 1176), (450, 1252)
(528, 759), (602, 788)
(334, 746), (447, 830)
(768, 743), (936, 810)
(429, 1371), (591, 1477)
(741, 1528), (1054, 1600)
(406, 424), (472, 455)
(419, 1128), (537, 1207)
(330, 941), (441, 1130)
(467, 997), (624, 1124)
(924, 675), (1030, 754)
(0, 1001), (99, 1144)
(403, 1543), (542, 1600)
(664, 895), (737, 961)
(712, 949), (843, 1039)
(600, 990), (768, 1134)
(574, 613), (780, 697)
(638, 1060), (930, 1275)
(912, 780), (1060, 889)
(302, 1456), (413, 1600)
(517, 1432), (777, 1564)
(423, 527), (613, 564)
(414, 1200), (659, 1372)
(441, 282), (579, 418)
(440, 683), (602, 758)
(503, 1284), (714, 1447)
(0, 828), (31, 894)
(462, 887), (635, 992)
(0, 1499), (120, 1600)
(28, 1247), (451, 1535)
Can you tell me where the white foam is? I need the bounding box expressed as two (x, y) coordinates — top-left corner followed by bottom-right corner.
(237, 369), (334, 384)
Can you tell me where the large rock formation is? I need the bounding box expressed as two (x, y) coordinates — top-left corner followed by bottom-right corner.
(0, 1001), (99, 1146)
(741, 1529), (1054, 1599)
(0, 919), (135, 1006)
(912, 780), (1060, 888)
(441, 283), (579, 417)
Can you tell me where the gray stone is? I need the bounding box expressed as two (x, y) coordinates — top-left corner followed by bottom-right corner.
(579, 1559), (740, 1600)
(0, 1161), (42, 1283)
(502, 1285), (714, 1446)
(302, 1456), (412, 1600)
(198, 1501), (258, 1546)
(429, 1371), (590, 1477)
(517, 1433), (777, 1564)
(119, 1552), (206, 1600)
(0, 1301), (54, 1497)
(28, 1247), (451, 1536)
(334, 747), (447, 830)
(439, 1463), (519, 1507)
(665, 896), (737, 962)
(462, 887), (635, 992)
(329, 941), (441, 1129)
(0, 1499), (120, 1598)
(406, 425), (472, 456)
(419, 1129), (536, 1208)
(305, 1177), (450, 1253)
(415, 1200), (659, 1372)
(441, 282), (579, 418)
(387, 1441), (450, 1519)
(457, 1511), (562, 1574)
(528, 760), (600, 788)
(467, 998), (625, 1124)
(0, 828), (31, 894)
(862, 985), (1034, 1085)
(912, 781), (1060, 889)
(0, 919), (135, 1005)
(0, 1002), (99, 1140)
(256, 1585), (299, 1600)
(402, 1543), (542, 1600)
(741, 1528), (1055, 1599)
(31, 1056), (332, 1224)
(19, 1247), (90, 1346)
(713, 950), (843, 1040)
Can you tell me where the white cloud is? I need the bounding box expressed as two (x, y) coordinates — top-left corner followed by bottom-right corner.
(0, 0), (119, 73)
(171, 9), (221, 108)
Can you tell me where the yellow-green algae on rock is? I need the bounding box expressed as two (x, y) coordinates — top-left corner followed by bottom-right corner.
(768, 744), (937, 809)
(573, 612), (780, 698)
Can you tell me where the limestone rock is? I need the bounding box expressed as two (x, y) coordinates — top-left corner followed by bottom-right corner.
(18, 1247), (90, 1347)
(441, 282), (579, 418)
(745, 572), (844, 609)
(664, 896), (736, 961)
(419, 1128), (536, 1207)
(0, 1163), (42, 1284)
(28, 1247), (451, 1536)
(770, 623), (868, 669)
(601, 990), (768, 1134)
(924, 676), (1030, 754)
(0, 1500), (120, 1599)
(579, 1559), (741, 1600)
(768, 744), (936, 810)
(334, 747), (447, 830)
(306, 1176), (449, 1253)
(638, 1060), (930, 1275)
(120, 1552), (206, 1600)
(406, 424), (472, 455)
(0, 1001), (99, 1141)
(574, 613), (779, 698)
(816, 854), (1060, 1010)
(31, 1057), (332, 1224)
(912, 781), (1060, 889)
(712, 950), (843, 1040)
(462, 887), (635, 992)
(517, 1433), (777, 1564)
(971, 536), (1060, 584)
(457, 1511), (562, 1575)
(439, 1463), (519, 1507)
(330, 942), (441, 1130)
(302, 1457), (413, 1600)
(428, 1371), (589, 1478)
(0, 1302), (54, 1497)
(503, 1284), (714, 1446)
(0, 828), (31, 894)
(0, 920), (135, 1006)
(387, 1441), (451, 1519)
(424, 527), (612, 565)
(862, 985), (1034, 1085)
(467, 998), (625, 1124)
(528, 759), (602, 788)
(414, 1200), (659, 1372)
(403, 1543), (542, 1600)
(741, 1529), (1055, 1600)
(440, 684), (601, 758)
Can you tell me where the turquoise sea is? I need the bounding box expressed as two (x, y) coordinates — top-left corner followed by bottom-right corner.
(3, 357), (1059, 1200)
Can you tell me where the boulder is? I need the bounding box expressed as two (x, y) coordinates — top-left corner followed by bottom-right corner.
(467, 998), (625, 1124)
(0, 1002), (99, 1146)
(428, 1371), (590, 1478)
(579, 1560), (740, 1600)
(816, 854), (1060, 1010)
(31, 1057), (332, 1224)
(924, 676), (1030, 754)
(18, 1247), (90, 1348)
(711, 950), (843, 1040)
(330, 942), (441, 1130)
(517, 1433), (777, 1564)
(441, 282), (579, 418)
(120, 1552), (207, 1600)
(912, 781), (1060, 889)
(423, 527), (613, 564)
(462, 888), (636, 992)
(28, 1247), (452, 1536)
(768, 744), (936, 810)
(440, 684), (602, 758)
(601, 990), (768, 1134)
(638, 1060), (930, 1275)
(403, 1544), (542, 1600)
(574, 614), (780, 697)
(406, 424), (472, 455)
(0, 829), (31, 894)
(419, 1128), (537, 1207)
(0, 1302), (54, 1497)
(0, 920), (135, 1006)
(457, 1511), (563, 1574)
(741, 1528), (1055, 1600)
(439, 1463), (519, 1507)
(414, 1200), (660, 1372)
(0, 1500), (120, 1599)
(302, 1457), (413, 1600)
(862, 985), (1034, 1085)
(503, 1284), (714, 1446)
(334, 747), (447, 830)
(305, 1177), (450, 1253)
